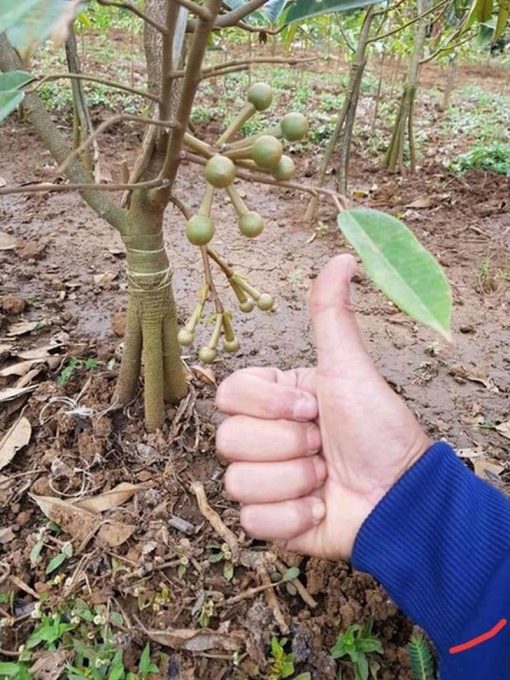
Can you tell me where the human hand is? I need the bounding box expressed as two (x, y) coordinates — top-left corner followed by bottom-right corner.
(215, 255), (431, 561)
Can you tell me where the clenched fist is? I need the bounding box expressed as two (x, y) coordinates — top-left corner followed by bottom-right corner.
(216, 255), (430, 561)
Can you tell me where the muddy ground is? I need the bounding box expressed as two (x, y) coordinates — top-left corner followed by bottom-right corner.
(0, 46), (509, 679)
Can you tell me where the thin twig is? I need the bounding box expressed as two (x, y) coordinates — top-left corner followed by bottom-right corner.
(207, 247), (234, 278)
(169, 56), (316, 78)
(58, 114), (179, 175)
(420, 31), (474, 64)
(0, 178), (169, 197)
(190, 481), (239, 561)
(259, 568), (289, 634)
(201, 247), (224, 313)
(215, 0), (268, 27)
(368, 0), (450, 44)
(29, 72), (160, 103)
(97, 0), (169, 34)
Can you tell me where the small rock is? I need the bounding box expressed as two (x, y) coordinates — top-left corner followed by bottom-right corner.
(18, 242), (46, 261)
(460, 325), (475, 334)
(1, 294), (26, 315)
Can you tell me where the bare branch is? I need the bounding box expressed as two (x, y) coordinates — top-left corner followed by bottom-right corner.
(96, 0), (169, 34)
(420, 31), (474, 64)
(336, 16), (355, 53)
(215, 0), (268, 27)
(0, 178), (169, 197)
(368, 0), (450, 44)
(58, 114), (180, 175)
(169, 56), (316, 78)
(30, 72), (160, 103)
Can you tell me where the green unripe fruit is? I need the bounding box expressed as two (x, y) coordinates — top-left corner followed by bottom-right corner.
(257, 293), (274, 311)
(224, 337), (240, 353)
(252, 135), (283, 171)
(178, 329), (195, 346)
(186, 214), (214, 246)
(199, 346), (217, 363)
(240, 300), (255, 313)
(271, 155), (295, 182)
(205, 154), (236, 188)
(247, 82), (273, 111)
(239, 211), (264, 238)
(280, 112), (308, 142)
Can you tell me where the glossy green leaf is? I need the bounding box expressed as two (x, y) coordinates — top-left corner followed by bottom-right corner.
(338, 208), (452, 340)
(0, 71), (33, 92)
(0, 89), (24, 123)
(284, 0), (382, 25)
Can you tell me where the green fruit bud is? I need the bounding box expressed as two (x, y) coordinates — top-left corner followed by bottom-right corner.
(252, 135), (283, 171)
(224, 337), (240, 352)
(178, 328), (195, 346)
(271, 155), (295, 182)
(240, 299), (255, 313)
(205, 154), (236, 188)
(280, 112), (308, 142)
(186, 214), (215, 246)
(257, 293), (274, 311)
(199, 346), (217, 363)
(247, 82), (273, 111)
(239, 211), (264, 238)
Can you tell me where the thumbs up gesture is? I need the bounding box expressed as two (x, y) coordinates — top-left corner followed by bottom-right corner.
(216, 255), (431, 561)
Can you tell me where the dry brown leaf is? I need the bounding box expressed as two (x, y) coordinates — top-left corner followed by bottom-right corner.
(0, 416), (32, 470)
(30, 648), (72, 680)
(17, 344), (65, 360)
(192, 364), (216, 384)
(0, 343), (13, 358)
(93, 272), (117, 287)
(405, 195), (434, 209)
(0, 527), (16, 544)
(0, 385), (36, 403)
(75, 482), (142, 513)
(0, 176), (6, 187)
(7, 320), (46, 337)
(495, 421), (510, 441)
(30, 493), (136, 549)
(0, 360), (39, 378)
(145, 627), (244, 652)
(473, 457), (505, 483)
(0, 231), (17, 250)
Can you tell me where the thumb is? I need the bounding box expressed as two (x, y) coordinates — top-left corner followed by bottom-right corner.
(309, 254), (371, 374)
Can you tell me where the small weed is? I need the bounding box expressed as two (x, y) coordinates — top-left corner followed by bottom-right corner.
(449, 141), (510, 176)
(330, 621), (382, 680)
(475, 254), (509, 294)
(58, 358), (99, 385)
(267, 636), (295, 680)
(207, 543), (235, 581)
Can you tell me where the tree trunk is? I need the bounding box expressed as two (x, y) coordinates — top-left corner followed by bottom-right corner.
(384, 0), (429, 173)
(304, 6), (375, 220)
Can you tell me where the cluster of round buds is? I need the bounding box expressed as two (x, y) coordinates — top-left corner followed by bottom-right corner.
(180, 83), (308, 362)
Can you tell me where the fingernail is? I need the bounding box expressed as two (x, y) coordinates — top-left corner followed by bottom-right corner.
(311, 499), (326, 524)
(294, 394), (317, 421)
(313, 455), (327, 483)
(306, 424), (321, 454)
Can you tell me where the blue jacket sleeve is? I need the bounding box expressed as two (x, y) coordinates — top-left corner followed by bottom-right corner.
(352, 441), (510, 680)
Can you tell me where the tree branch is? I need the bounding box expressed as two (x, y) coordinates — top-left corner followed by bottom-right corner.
(158, 0), (223, 186)
(168, 56), (316, 78)
(420, 31), (474, 64)
(174, 0), (213, 20)
(0, 179), (169, 197)
(30, 72), (160, 103)
(58, 113), (179, 176)
(0, 33), (126, 234)
(215, 0), (268, 27)
(368, 0), (450, 44)
(96, 0), (169, 34)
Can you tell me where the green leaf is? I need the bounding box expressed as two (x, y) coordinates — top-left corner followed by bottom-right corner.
(1, 0), (83, 60)
(0, 70), (33, 92)
(0, 89), (24, 123)
(223, 560), (234, 581)
(475, 0), (494, 21)
(281, 566), (300, 582)
(356, 653), (369, 680)
(30, 539), (45, 566)
(45, 550), (67, 574)
(358, 638), (382, 654)
(0, 662), (24, 677)
(284, 0), (382, 25)
(338, 209), (452, 340)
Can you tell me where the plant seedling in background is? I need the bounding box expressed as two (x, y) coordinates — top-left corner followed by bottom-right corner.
(267, 636), (296, 680)
(330, 621), (382, 680)
(207, 542), (235, 581)
(58, 357), (99, 385)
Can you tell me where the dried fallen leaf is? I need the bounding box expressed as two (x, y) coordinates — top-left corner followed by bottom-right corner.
(30, 493), (136, 549)
(17, 344), (65, 360)
(192, 365), (216, 385)
(145, 627), (244, 652)
(405, 195), (434, 209)
(495, 421), (510, 441)
(30, 647), (72, 680)
(473, 457), (505, 483)
(0, 343), (13, 358)
(93, 272), (117, 287)
(0, 416), (31, 470)
(0, 360), (39, 378)
(0, 231), (17, 250)
(7, 320), (47, 337)
(74, 482), (142, 513)
(0, 527), (16, 544)
(0, 176), (6, 187)
(0, 385), (36, 403)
